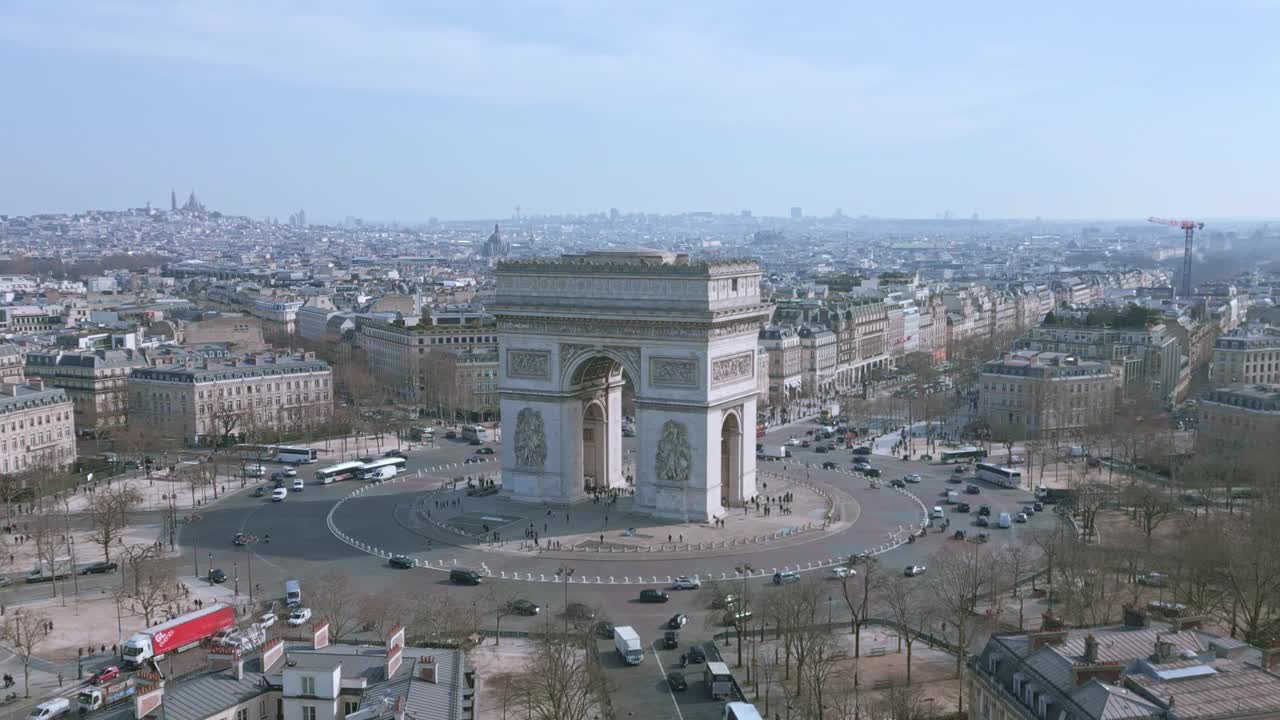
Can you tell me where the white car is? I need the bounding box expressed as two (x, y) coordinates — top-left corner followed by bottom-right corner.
(244, 464), (266, 478)
(672, 576), (701, 590)
(292, 478), (305, 492)
(287, 607), (312, 626)
(904, 474), (922, 484)
(831, 566), (855, 579)
(259, 612), (277, 628)
(271, 488), (288, 502)
(904, 565), (927, 577)
(785, 437), (800, 447)
(281, 467), (297, 478)
(930, 506), (945, 519)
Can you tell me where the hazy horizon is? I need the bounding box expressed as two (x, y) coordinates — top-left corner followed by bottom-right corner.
(3, 1), (1278, 221)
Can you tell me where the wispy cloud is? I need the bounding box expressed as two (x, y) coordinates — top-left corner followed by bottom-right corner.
(0, 0), (1033, 141)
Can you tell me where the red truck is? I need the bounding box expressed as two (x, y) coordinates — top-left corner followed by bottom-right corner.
(122, 603), (235, 667)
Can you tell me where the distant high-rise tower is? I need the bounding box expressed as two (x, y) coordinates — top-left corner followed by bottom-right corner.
(790, 207), (802, 220)
(170, 188), (177, 212)
(609, 208), (620, 221)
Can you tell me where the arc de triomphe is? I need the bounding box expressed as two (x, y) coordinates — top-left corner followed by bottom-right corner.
(492, 249), (772, 522)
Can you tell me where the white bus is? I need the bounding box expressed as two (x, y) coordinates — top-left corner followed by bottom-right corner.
(723, 703), (762, 720)
(976, 462), (1023, 488)
(275, 446), (319, 464)
(314, 461), (366, 484)
(361, 457), (407, 481)
(461, 425), (487, 443)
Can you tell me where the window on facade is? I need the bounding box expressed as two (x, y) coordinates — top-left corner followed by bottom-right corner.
(235, 709), (248, 720)
(300, 675), (316, 695)
(301, 707), (317, 720)
(343, 700), (359, 716)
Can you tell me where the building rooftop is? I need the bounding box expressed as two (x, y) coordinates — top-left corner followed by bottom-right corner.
(0, 382), (69, 415)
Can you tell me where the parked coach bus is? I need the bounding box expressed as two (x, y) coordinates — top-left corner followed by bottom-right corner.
(461, 425), (488, 443)
(975, 462), (1023, 488)
(275, 446), (319, 464)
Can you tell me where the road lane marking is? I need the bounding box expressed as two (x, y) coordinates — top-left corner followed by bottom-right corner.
(650, 640), (686, 720)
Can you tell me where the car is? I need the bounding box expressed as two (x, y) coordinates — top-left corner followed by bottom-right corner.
(976, 515), (990, 527)
(663, 630), (679, 649)
(688, 646), (706, 664)
(287, 607), (312, 626)
(724, 608), (754, 626)
(773, 571), (800, 585)
(1033, 502), (1045, 512)
(508, 598), (540, 616)
(475, 447), (495, 455)
(801, 440), (811, 448)
(389, 555), (414, 569)
(449, 568), (483, 586)
(253, 486), (267, 497)
(711, 593), (739, 610)
(208, 568), (227, 584)
(852, 446), (872, 455)
(904, 473), (922, 484)
(292, 479), (305, 492)
(234, 533), (252, 546)
(955, 502), (972, 513)
(814, 445), (828, 454)
(831, 566), (855, 579)
(259, 612), (277, 628)
(272, 488), (288, 502)
(965, 484), (980, 494)
(0, 576), (10, 587)
(357, 456), (375, 464)
(81, 561), (118, 575)
(821, 461), (838, 470)
(469, 439), (482, 446)
(904, 565), (927, 577)
(639, 589), (669, 603)
(997, 512), (1013, 528)
(865, 468), (882, 478)
(384, 449), (406, 458)
(667, 671), (688, 691)
(445, 430), (457, 439)
(930, 506), (945, 519)
(977, 504), (992, 516)
(273, 478), (286, 489)
(564, 602), (595, 620)
(1022, 505), (1036, 515)
(270, 471), (289, 482)
(281, 467), (297, 477)
(672, 576), (701, 590)
(1015, 512), (1028, 523)
(667, 613), (688, 629)
(852, 460), (871, 470)
(89, 665), (120, 685)
(594, 621), (615, 638)
(1137, 572), (1168, 588)
(947, 476), (964, 484)
(785, 437), (800, 446)
(243, 464), (266, 478)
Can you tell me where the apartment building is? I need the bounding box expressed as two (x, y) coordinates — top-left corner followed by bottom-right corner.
(1209, 325), (1280, 386)
(759, 325), (802, 408)
(968, 610), (1280, 720)
(1197, 383), (1280, 447)
(0, 381), (76, 475)
(0, 343), (24, 382)
(24, 348), (148, 435)
(359, 314), (498, 415)
(128, 351), (332, 445)
(797, 325), (837, 397)
(978, 351), (1118, 439)
(1017, 323), (1181, 404)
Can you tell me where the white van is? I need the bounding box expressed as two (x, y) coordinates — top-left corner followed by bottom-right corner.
(292, 478), (304, 492)
(285, 579), (302, 607)
(930, 506), (945, 519)
(945, 490), (959, 504)
(271, 488), (288, 502)
(29, 698), (71, 719)
(997, 512), (1013, 529)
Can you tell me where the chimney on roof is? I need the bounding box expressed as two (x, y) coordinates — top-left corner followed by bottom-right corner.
(261, 638), (285, 670)
(1123, 605), (1149, 629)
(1153, 637), (1177, 663)
(1041, 612), (1065, 632)
(420, 656), (437, 684)
(312, 621), (330, 650)
(1260, 642), (1280, 671)
(29, 379), (43, 391)
(1084, 634), (1099, 664)
(386, 642), (403, 679)
(1172, 616), (1205, 632)
(133, 679), (165, 718)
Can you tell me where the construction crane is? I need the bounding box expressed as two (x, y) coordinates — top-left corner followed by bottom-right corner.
(1148, 216), (1204, 297)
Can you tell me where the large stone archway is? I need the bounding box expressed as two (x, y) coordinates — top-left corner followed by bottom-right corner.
(493, 249), (772, 522)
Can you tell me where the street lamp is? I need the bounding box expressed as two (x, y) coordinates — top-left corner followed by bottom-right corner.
(233, 562), (239, 597)
(207, 552), (213, 585)
(556, 566), (574, 632)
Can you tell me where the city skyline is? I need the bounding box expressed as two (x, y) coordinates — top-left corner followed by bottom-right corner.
(2, 1), (1279, 221)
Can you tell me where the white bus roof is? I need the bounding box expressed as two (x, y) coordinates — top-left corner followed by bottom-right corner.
(362, 457), (406, 468)
(724, 703), (763, 720)
(318, 461), (366, 473)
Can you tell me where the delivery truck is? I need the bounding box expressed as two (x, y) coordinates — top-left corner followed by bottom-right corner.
(25, 557), (72, 583)
(122, 603), (235, 667)
(78, 678), (137, 712)
(757, 445), (790, 461)
(613, 625), (643, 665)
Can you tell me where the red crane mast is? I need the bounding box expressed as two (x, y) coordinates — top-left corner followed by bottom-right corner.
(1147, 216), (1204, 297)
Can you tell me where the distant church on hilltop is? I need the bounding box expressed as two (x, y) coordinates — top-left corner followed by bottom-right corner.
(171, 188), (206, 214)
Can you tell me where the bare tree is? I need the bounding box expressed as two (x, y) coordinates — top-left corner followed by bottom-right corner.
(1, 609), (50, 697)
(866, 684), (933, 720)
(359, 592), (409, 640)
(838, 555), (879, 657)
(487, 672), (528, 720)
(926, 541), (995, 707)
(520, 629), (603, 720)
(88, 485), (142, 562)
(997, 541), (1039, 631)
(880, 575), (933, 686)
(129, 555), (176, 627)
(310, 570), (364, 641)
(1123, 480), (1180, 550)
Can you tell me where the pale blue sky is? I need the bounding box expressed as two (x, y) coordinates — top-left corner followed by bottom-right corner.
(1, 1), (1277, 221)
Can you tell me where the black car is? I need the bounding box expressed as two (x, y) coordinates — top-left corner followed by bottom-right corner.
(475, 447), (495, 455)
(208, 568), (227, 584)
(469, 439), (482, 446)
(948, 475), (964, 484)
(976, 515), (990, 527)
(955, 502), (972, 513)
(445, 430), (457, 439)
(865, 468), (881, 478)
(639, 589), (670, 603)
(821, 461), (838, 470)
(663, 630), (679, 649)
(253, 486), (268, 497)
(1033, 501), (1044, 512)
(595, 621), (615, 638)
(80, 561), (118, 575)
(666, 671), (688, 691)
(889, 478), (906, 489)
(965, 484), (980, 495)
(978, 504), (992, 516)
(384, 449), (406, 458)
(389, 555), (414, 569)
(667, 613), (688, 629)
(509, 599), (540, 616)
(564, 603), (596, 620)
(953, 465), (967, 474)
(687, 646), (706, 664)
(852, 446), (872, 455)
(814, 445), (828, 454)
(449, 568), (482, 585)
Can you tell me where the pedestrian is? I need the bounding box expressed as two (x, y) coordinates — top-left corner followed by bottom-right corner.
(57, 672), (63, 687)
